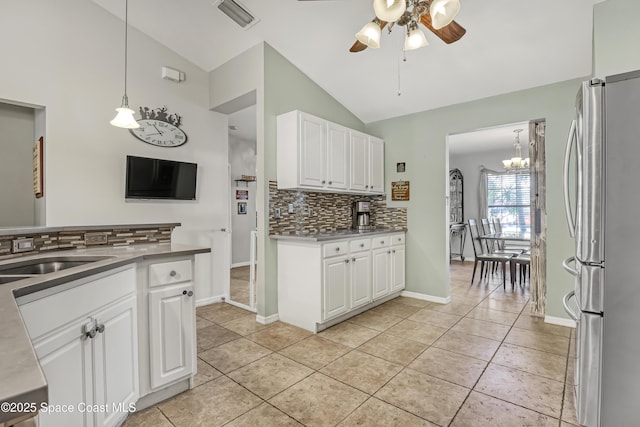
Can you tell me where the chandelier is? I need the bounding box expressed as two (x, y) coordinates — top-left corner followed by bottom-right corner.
(502, 129), (529, 172)
(355, 0), (462, 51)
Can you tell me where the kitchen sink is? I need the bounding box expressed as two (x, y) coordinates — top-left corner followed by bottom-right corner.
(0, 256), (113, 275)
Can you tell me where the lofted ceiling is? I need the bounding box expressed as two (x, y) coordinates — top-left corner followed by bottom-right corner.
(92, 0), (604, 124)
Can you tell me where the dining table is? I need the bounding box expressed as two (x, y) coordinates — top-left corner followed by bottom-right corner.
(479, 231), (531, 242)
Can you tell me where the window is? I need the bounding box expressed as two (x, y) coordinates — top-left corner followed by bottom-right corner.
(486, 172), (530, 233)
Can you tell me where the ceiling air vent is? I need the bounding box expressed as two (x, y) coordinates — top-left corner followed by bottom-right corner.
(217, 0), (257, 29)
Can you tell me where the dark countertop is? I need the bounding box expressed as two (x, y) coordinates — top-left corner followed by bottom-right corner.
(0, 222), (181, 237)
(0, 243), (210, 423)
(270, 228), (407, 242)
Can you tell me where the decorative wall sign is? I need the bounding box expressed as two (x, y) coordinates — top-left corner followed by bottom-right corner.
(130, 106), (188, 147)
(236, 190), (249, 200)
(238, 202), (247, 215)
(391, 181), (410, 201)
(33, 136), (44, 198)
(397, 162), (406, 173)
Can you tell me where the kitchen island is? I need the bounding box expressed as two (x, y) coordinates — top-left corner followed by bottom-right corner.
(0, 225), (209, 426)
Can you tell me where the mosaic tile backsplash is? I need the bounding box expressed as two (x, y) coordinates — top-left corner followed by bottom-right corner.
(269, 181), (407, 235)
(0, 224), (176, 260)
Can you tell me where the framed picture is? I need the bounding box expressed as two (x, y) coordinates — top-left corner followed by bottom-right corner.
(238, 202), (247, 215)
(397, 162), (406, 173)
(236, 189), (248, 200)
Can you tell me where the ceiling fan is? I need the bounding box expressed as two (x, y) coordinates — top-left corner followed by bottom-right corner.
(298, 0), (465, 52)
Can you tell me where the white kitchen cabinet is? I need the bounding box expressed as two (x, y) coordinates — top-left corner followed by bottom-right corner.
(19, 267), (138, 427)
(277, 110), (383, 194)
(277, 232), (404, 332)
(148, 283), (195, 389)
(322, 255), (350, 320)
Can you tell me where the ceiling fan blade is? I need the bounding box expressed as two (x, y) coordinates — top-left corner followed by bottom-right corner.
(420, 13), (466, 44)
(349, 20), (388, 53)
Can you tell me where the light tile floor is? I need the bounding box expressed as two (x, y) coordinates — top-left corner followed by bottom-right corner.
(124, 261), (578, 427)
(230, 266), (251, 306)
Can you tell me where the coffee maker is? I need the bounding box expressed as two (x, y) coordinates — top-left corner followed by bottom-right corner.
(352, 201), (371, 231)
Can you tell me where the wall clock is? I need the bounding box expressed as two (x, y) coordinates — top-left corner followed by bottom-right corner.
(130, 106), (188, 147)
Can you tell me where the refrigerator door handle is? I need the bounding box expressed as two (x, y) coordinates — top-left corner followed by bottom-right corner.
(563, 119), (577, 238)
(563, 290), (579, 321)
(562, 256), (578, 276)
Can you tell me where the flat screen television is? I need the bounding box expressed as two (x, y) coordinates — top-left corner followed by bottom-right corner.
(125, 155), (197, 200)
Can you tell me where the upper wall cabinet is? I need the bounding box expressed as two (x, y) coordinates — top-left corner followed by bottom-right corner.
(277, 110), (384, 194)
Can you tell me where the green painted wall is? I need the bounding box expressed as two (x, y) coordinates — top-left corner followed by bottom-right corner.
(365, 78), (586, 319)
(263, 43), (365, 316)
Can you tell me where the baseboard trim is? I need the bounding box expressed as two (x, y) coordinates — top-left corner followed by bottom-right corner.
(400, 290), (451, 304)
(256, 313), (279, 325)
(545, 315), (576, 329)
(195, 295), (224, 307)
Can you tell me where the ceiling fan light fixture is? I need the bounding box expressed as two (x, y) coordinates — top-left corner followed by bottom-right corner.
(355, 21), (381, 48)
(373, 0), (406, 22)
(429, 0), (461, 30)
(404, 24), (429, 50)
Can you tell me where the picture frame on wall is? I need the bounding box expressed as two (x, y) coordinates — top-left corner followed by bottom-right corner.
(238, 202), (247, 215)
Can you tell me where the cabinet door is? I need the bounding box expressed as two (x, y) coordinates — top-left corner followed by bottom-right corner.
(327, 123), (349, 190)
(33, 320), (94, 427)
(350, 131), (369, 192)
(93, 296), (138, 427)
(323, 256), (350, 320)
(369, 136), (385, 193)
(372, 248), (390, 299)
(350, 252), (371, 308)
(391, 245), (406, 292)
(149, 283), (195, 389)
(299, 113), (326, 188)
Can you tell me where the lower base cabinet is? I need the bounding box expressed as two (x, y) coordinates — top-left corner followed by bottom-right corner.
(277, 232), (405, 332)
(19, 267), (139, 427)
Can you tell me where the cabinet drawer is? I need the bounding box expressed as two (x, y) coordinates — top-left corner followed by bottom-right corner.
(350, 238), (371, 253)
(371, 235), (391, 249)
(390, 233), (405, 245)
(149, 259), (192, 287)
(323, 241), (349, 258)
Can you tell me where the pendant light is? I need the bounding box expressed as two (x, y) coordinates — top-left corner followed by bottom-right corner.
(429, 0), (461, 30)
(110, 0), (139, 129)
(502, 129), (530, 172)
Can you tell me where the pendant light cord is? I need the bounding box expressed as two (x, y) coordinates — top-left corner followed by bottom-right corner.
(123, 0), (129, 106)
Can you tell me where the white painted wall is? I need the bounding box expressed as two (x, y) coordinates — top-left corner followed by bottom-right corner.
(229, 135), (257, 266)
(0, 0), (229, 303)
(0, 102), (35, 226)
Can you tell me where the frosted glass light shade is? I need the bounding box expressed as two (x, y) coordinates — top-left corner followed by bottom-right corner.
(502, 160), (512, 169)
(429, 0), (461, 29)
(355, 21), (381, 48)
(373, 0), (406, 22)
(404, 27), (429, 50)
(110, 107), (140, 128)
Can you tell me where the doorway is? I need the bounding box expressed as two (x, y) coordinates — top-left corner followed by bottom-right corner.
(447, 120), (547, 315)
(227, 104), (257, 311)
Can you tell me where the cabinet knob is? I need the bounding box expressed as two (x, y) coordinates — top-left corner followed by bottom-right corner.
(360, 243), (364, 248)
(170, 270), (177, 277)
(345, 259), (350, 264)
(322, 180), (326, 184)
(329, 181), (332, 185)
(351, 258), (356, 262)
(387, 250), (391, 254)
(335, 247), (340, 252)
(84, 323), (97, 339)
(96, 323), (105, 334)
(365, 185), (369, 189)
(392, 250), (396, 253)
(398, 237), (402, 241)
(381, 241), (384, 244)
(187, 290), (194, 297)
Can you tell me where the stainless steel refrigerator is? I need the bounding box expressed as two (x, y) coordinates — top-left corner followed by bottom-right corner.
(562, 71), (640, 426)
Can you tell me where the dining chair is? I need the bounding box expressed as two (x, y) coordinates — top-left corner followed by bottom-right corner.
(510, 252), (531, 287)
(468, 219), (514, 289)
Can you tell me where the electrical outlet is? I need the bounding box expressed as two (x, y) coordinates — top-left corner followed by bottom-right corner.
(274, 207), (281, 219)
(288, 204), (294, 214)
(308, 208), (313, 217)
